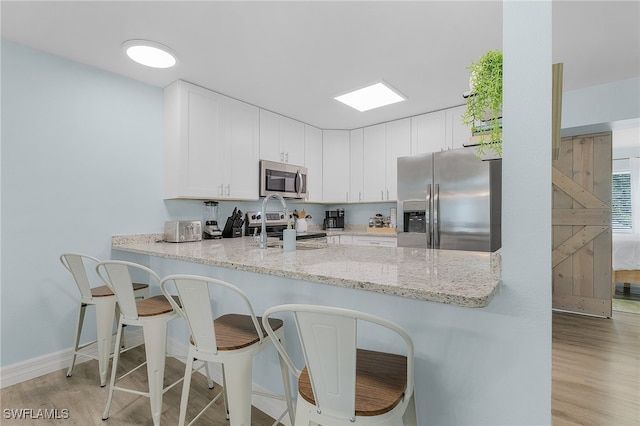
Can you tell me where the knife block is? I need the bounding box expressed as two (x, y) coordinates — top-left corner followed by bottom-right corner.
(222, 218), (242, 238)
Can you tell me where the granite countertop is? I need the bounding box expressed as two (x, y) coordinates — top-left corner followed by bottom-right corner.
(112, 234), (501, 308)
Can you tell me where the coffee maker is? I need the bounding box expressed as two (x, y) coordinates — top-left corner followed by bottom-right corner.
(323, 209), (345, 230)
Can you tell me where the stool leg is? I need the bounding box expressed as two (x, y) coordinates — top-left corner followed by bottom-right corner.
(102, 317), (125, 420)
(177, 349), (195, 426)
(277, 332), (295, 425)
(67, 303), (86, 378)
(143, 317), (170, 426)
(222, 354), (253, 426)
(402, 391), (418, 426)
(221, 365), (229, 419)
(95, 298), (117, 387)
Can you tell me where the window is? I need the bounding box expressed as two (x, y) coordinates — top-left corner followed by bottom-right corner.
(612, 172), (632, 230)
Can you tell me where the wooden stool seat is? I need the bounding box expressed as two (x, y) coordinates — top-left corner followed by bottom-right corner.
(298, 348), (408, 416)
(136, 295), (180, 317)
(91, 282), (149, 298)
(189, 314), (283, 350)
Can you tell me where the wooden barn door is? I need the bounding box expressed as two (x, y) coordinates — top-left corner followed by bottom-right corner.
(552, 132), (612, 317)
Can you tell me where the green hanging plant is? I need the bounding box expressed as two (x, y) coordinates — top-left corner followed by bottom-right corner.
(461, 50), (503, 157)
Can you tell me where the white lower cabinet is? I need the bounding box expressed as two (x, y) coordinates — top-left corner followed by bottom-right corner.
(327, 235), (341, 245)
(164, 80), (259, 200)
(327, 234), (396, 247)
(352, 236), (397, 247)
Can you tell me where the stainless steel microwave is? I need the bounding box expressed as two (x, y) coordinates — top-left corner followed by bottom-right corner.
(259, 160), (308, 199)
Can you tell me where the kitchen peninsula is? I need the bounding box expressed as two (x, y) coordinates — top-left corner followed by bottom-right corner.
(112, 234), (500, 308)
(111, 234), (507, 425)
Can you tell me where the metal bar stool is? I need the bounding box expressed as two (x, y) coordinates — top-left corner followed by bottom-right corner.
(160, 274), (294, 426)
(262, 303), (418, 426)
(61, 253), (149, 387)
(97, 260), (184, 426)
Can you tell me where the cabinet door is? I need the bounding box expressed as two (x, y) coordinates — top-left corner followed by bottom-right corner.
(327, 235), (340, 245)
(164, 81), (224, 199)
(224, 97), (260, 200)
(446, 105), (471, 149)
(349, 129), (364, 203)
(385, 118), (411, 201)
(259, 109), (305, 164)
(322, 130), (350, 203)
(259, 109), (282, 162)
(280, 116), (305, 165)
(352, 236), (397, 247)
(304, 124), (323, 203)
(411, 110), (446, 154)
(362, 124), (386, 201)
(339, 235), (354, 245)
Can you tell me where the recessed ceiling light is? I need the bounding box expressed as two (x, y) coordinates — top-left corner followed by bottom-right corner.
(122, 40), (177, 69)
(334, 82), (406, 112)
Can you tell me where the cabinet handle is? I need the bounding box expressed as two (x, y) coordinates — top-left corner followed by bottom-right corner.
(285, 152), (289, 163)
(218, 184), (223, 197)
(381, 190), (384, 200)
(280, 151), (284, 162)
(226, 184), (230, 197)
(386, 189), (390, 200)
(346, 192), (349, 202)
(359, 192), (362, 202)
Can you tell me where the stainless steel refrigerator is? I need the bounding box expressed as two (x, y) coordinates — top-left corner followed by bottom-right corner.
(396, 147), (501, 252)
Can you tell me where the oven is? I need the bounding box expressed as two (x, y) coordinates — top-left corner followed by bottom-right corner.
(245, 211), (326, 240)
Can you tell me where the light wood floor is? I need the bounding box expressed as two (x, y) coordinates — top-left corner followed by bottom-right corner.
(0, 347), (281, 425)
(552, 310), (640, 426)
(1, 311), (638, 425)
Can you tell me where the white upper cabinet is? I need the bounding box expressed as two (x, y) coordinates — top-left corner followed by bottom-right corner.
(363, 123), (386, 201)
(304, 124), (323, 203)
(446, 105), (472, 150)
(259, 109), (305, 165)
(362, 119), (410, 202)
(411, 110), (446, 154)
(386, 118), (411, 201)
(221, 96), (260, 200)
(411, 106), (472, 154)
(322, 130), (350, 203)
(349, 128), (364, 203)
(164, 80), (259, 200)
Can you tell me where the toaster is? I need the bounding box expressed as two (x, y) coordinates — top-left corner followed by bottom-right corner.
(164, 220), (202, 243)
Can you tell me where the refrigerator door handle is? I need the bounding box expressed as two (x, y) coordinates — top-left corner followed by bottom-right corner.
(426, 184), (432, 248)
(434, 183), (440, 248)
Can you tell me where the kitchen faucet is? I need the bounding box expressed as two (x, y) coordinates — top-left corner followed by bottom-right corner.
(260, 194), (289, 249)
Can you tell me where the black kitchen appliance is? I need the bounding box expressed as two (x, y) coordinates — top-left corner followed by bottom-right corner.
(245, 211), (326, 240)
(323, 210), (344, 230)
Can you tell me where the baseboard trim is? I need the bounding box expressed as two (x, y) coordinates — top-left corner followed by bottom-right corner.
(0, 331), (144, 389)
(2, 334), (291, 426)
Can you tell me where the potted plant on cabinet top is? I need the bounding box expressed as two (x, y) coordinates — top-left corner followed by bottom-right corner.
(461, 49), (503, 158)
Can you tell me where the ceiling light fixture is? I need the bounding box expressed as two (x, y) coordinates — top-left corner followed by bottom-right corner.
(122, 40), (177, 69)
(334, 81), (406, 112)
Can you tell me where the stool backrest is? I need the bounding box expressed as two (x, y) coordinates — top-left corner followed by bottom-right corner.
(60, 253), (101, 300)
(96, 260), (161, 320)
(160, 274), (263, 354)
(262, 304), (414, 422)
